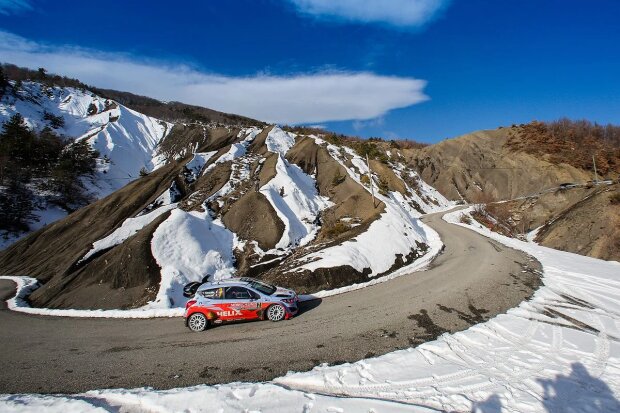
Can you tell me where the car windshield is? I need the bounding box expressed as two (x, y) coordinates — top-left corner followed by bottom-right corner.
(245, 279), (277, 295)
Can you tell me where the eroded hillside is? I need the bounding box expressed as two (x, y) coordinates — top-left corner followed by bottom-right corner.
(405, 124), (619, 261)
(0, 113), (450, 309)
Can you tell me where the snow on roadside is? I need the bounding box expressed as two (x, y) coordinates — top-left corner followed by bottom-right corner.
(149, 208), (237, 308)
(273, 207), (620, 412)
(4, 208), (620, 411)
(298, 214), (442, 300)
(0, 276), (183, 318)
(0, 383), (438, 413)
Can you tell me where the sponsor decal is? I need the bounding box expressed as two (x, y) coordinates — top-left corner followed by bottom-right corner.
(230, 302), (261, 310)
(217, 310), (242, 317)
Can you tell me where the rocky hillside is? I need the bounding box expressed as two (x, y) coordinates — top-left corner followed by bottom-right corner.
(0, 76), (450, 310)
(404, 124), (619, 261)
(2, 66), (617, 313)
(406, 128), (597, 202)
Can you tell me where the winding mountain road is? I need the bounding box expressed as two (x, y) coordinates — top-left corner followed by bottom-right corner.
(0, 209), (541, 394)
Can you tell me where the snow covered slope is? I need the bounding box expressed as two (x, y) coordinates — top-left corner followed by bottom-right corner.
(0, 81), (172, 247)
(0, 116), (452, 312)
(0, 81), (171, 193)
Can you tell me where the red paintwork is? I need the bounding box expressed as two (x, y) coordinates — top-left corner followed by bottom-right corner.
(184, 300), (297, 325)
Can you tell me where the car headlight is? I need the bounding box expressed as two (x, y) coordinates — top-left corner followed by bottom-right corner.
(281, 298), (296, 305)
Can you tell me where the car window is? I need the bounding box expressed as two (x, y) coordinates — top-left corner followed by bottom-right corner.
(248, 280), (277, 295)
(201, 288), (223, 300)
(225, 286), (252, 300)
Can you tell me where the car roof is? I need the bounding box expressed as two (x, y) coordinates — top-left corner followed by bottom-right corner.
(196, 277), (253, 291)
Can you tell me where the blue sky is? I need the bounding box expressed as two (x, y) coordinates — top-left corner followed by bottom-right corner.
(1, 0), (619, 143)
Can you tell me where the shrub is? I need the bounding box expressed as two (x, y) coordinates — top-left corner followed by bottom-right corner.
(332, 171), (345, 186)
(322, 221), (351, 238)
(87, 103), (98, 116)
(377, 177), (390, 195)
(43, 111), (65, 129)
(459, 214), (472, 225)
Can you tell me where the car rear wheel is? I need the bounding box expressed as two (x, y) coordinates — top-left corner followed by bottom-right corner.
(187, 313), (208, 332)
(266, 304), (286, 321)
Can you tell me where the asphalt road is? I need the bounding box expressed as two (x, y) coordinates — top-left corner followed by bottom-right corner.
(0, 209), (541, 394)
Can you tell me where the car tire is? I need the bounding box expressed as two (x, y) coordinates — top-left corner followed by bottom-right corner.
(187, 313), (208, 332)
(266, 304), (286, 322)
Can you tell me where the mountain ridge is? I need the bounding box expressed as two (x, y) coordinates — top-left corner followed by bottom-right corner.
(1, 65), (618, 312)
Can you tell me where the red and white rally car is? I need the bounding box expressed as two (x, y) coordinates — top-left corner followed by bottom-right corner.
(184, 277), (299, 332)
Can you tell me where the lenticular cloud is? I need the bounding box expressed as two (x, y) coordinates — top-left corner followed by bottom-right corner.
(0, 31), (429, 124)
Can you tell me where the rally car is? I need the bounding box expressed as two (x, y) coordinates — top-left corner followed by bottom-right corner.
(184, 277), (299, 332)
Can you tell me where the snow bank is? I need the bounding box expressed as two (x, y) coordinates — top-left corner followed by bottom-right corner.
(298, 215), (442, 300)
(273, 208), (620, 412)
(0, 383), (437, 413)
(0, 276), (183, 318)
(149, 208), (237, 308)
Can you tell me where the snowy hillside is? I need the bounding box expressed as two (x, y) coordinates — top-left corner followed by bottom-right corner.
(0, 81), (171, 248)
(0, 115), (452, 312)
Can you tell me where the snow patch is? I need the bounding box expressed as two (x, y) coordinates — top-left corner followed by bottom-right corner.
(80, 203), (177, 263)
(299, 191), (429, 276)
(272, 208), (620, 412)
(184, 151), (217, 182)
(265, 125), (296, 156)
(149, 208), (237, 308)
(260, 155), (332, 249)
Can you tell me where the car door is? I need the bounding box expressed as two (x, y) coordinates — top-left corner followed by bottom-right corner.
(222, 286), (262, 321)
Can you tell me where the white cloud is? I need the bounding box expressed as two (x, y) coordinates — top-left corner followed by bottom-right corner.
(0, 0), (31, 15)
(0, 31), (429, 124)
(287, 0), (451, 28)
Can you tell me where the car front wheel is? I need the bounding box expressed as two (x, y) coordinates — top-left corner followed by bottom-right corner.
(266, 304), (286, 321)
(187, 313), (208, 332)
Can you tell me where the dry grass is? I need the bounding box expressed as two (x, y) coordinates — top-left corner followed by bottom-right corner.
(322, 221), (351, 238)
(459, 214), (472, 225)
(506, 119), (620, 175)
